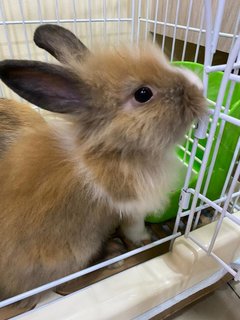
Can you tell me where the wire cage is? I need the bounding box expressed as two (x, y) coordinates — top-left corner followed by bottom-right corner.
(0, 0), (240, 319)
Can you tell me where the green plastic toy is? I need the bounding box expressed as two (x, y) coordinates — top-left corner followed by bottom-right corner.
(146, 62), (240, 223)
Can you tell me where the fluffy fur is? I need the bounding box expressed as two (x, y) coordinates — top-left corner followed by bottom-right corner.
(0, 25), (207, 306)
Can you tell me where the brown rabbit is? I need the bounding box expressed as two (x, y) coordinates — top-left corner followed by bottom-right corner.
(0, 25), (206, 309)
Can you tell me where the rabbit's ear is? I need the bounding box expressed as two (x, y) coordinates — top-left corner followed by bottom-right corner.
(0, 60), (89, 114)
(34, 24), (90, 64)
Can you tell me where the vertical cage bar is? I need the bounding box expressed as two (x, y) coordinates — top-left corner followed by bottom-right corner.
(193, 55), (240, 228)
(211, 0), (226, 54)
(131, 0), (135, 44)
(103, 0), (107, 44)
(202, 0), (213, 94)
(212, 137), (240, 220)
(185, 35), (240, 236)
(194, 8), (204, 63)
(231, 192), (240, 213)
(37, 0), (49, 62)
(36, 1), (44, 25)
(152, 0), (159, 43)
(171, 139), (199, 248)
(181, 0), (193, 61)
(172, 0), (213, 241)
(170, 0), (180, 61)
(183, 140), (202, 196)
(218, 135), (240, 197)
(144, 0), (150, 41)
(55, 0), (60, 24)
(230, 8), (240, 52)
(136, 0), (142, 44)
(201, 84), (236, 188)
(18, 0), (31, 59)
(183, 126), (194, 164)
(0, 0), (14, 58)
(207, 159), (240, 254)
(117, 0), (121, 44)
(161, 0), (169, 52)
(72, 0), (78, 35)
(188, 234), (238, 278)
(88, 0), (92, 48)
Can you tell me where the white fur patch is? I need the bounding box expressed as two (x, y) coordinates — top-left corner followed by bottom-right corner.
(52, 122), (178, 243)
(177, 67), (203, 91)
(77, 150), (178, 219)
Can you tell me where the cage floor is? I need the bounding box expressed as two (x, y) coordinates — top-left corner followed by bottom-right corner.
(56, 219), (180, 296)
(2, 212), (240, 320)
(56, 212), (213, 295)
(0, 212), (217, 320)
(0, 218), (182, 319)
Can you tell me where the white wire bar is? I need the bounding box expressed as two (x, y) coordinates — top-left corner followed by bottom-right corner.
(172, 0), (213, 240)
(178, 146), (202, 165)
(185, 34), (240, 237)
(0, 0), (240, 310)
(172, 2), (240, 283)
(207, 158), (240, 254)
(138, 19), (238, 40)
(179, 190), (240, 218)
(213, 137), (240, 219)
(188, 234), (238, 279)
(102, 0), (107, 44)
(55, 0), (60, 24)
(144, 0), (150, 41)
(171, 139), (199, 248)
(131, 0), (135, 44)
(187, 189), (240, 227)
(0, 232), (181, 308)
(194, 8), (204, 63)
(208, 109), (240, 127)
(181, 0), (193, 61)
(211, 0), (225, 54)
(152, 0), (159, 44)
(117, 0), (121, 44)
(72, 0), (77, 35)
(205, 62), (240, 73)
(170, 0), (180, 61)
(37, 0), (48, 62)
(136, 0), (142, 45)
(18, 0), (31, 59)
(230, 192), (240, 214)
(229, 73), (240, 83)
(0, 0), (14, 58)
(182, 135), (205, 151)
(0, 17), (132, 25)
(193, 90), (237, 228)
(193, 51), (240, 228)
(230, 7), (240, 52)
(87, 0), (93, 47)
(161, 0), (169, 52)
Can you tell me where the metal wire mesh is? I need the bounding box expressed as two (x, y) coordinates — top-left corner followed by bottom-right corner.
(0, 0), (239, 311)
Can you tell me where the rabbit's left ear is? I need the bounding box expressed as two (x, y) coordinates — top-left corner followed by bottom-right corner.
(34, 24), (90, 64)
(0, 60), (90, 114)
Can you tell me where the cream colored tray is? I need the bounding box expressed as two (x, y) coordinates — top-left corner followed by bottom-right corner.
(13, 213), (240, 320)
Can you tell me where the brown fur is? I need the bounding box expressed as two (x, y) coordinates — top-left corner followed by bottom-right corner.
(0, 26), (207, 307)
(0, 100), (120, 304)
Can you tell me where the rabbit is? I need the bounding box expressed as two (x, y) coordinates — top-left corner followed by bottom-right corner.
(0, 24), (207, 309)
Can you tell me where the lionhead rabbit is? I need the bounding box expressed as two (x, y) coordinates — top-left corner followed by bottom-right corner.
(0, 24), (206, 307)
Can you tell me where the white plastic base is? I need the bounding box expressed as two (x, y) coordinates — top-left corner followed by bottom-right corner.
(14, 213), (240, 320)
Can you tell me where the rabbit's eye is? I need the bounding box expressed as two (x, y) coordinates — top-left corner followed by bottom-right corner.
(134, 87), (153, 103)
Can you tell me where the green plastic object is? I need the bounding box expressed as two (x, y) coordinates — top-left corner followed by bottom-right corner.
(146, 61), (240, 223)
